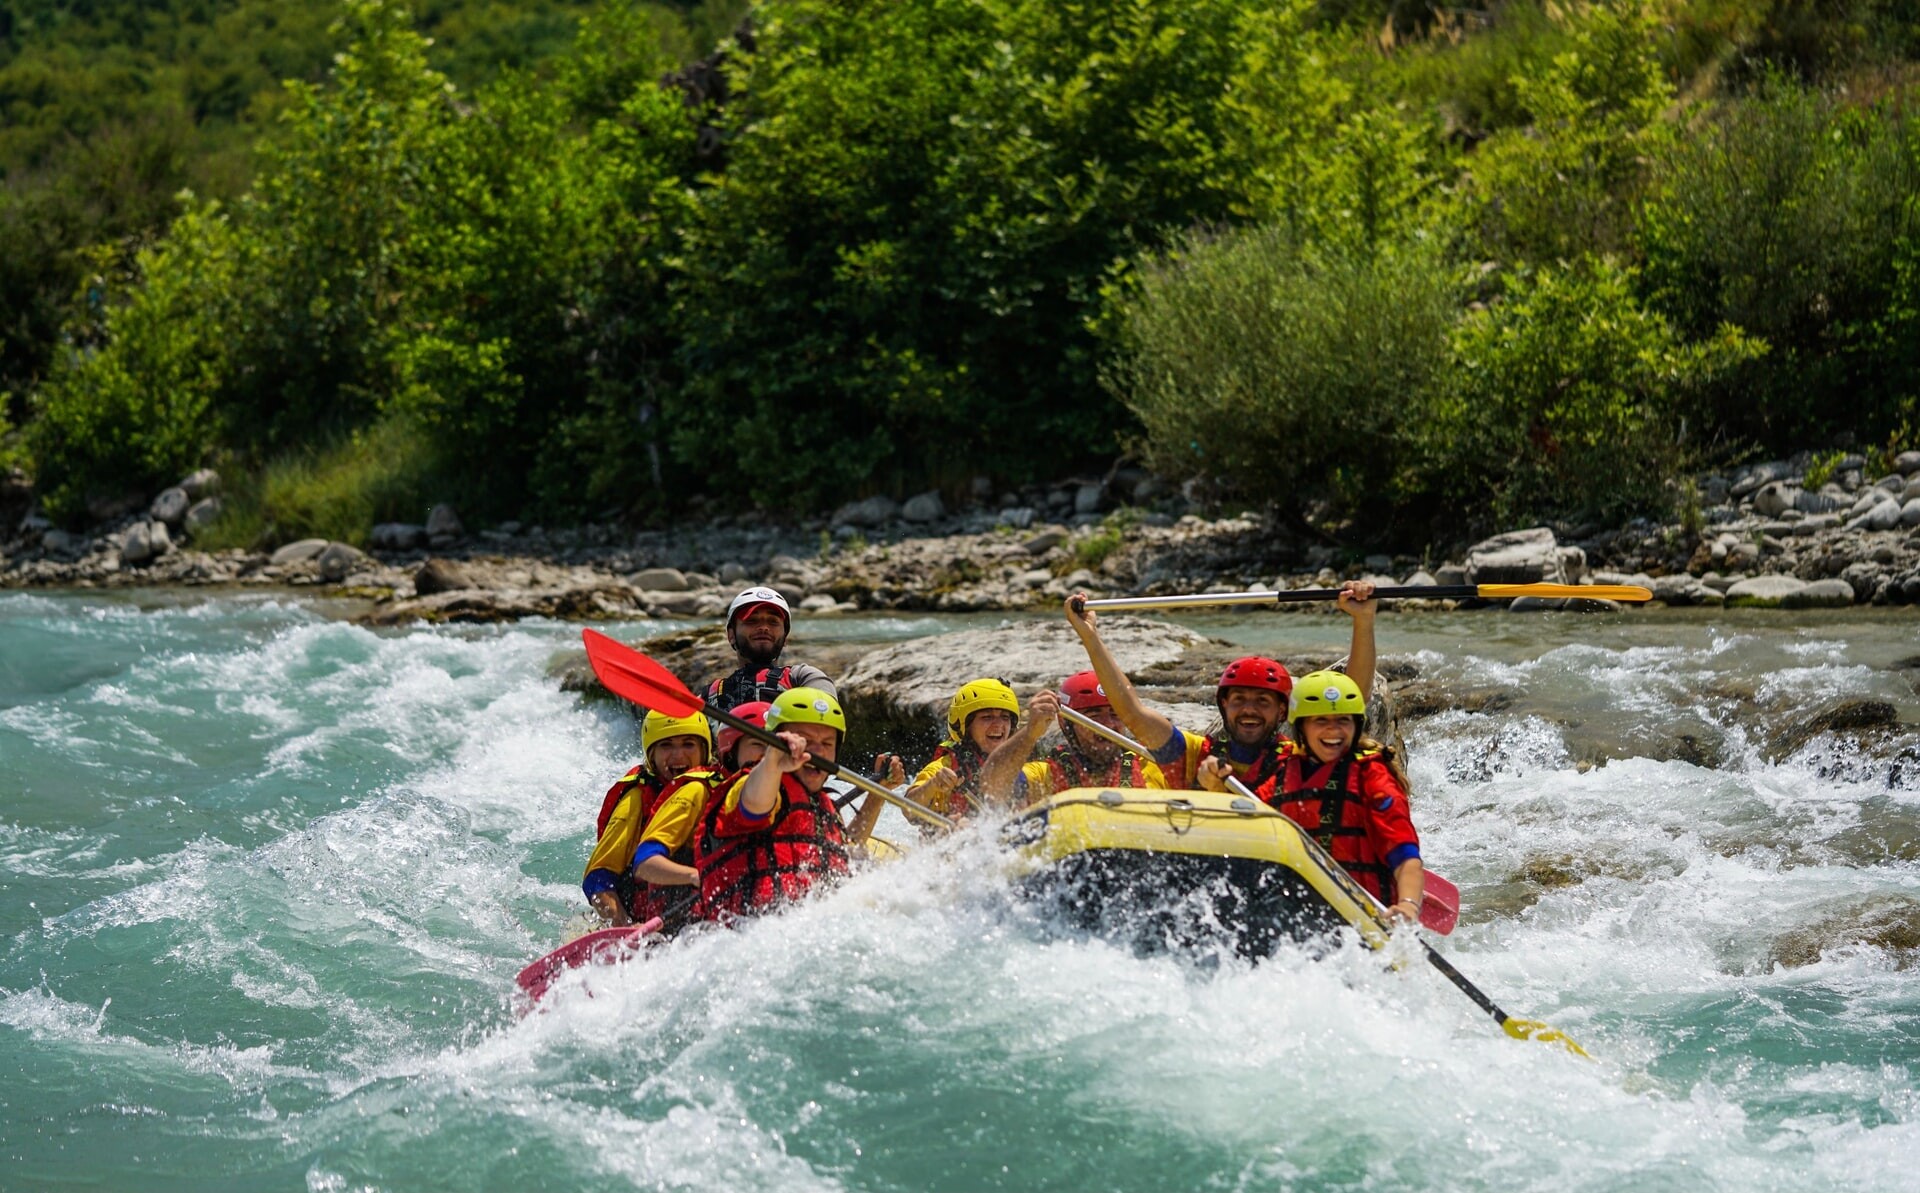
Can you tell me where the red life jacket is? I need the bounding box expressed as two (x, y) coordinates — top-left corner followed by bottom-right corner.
(1039, 742), (1151, 794)
(1200, 732), (1284, 791)
(706, 666), (796, 713)
(1268, 746), (1398, 900)
(694, 772), (850, 922)
(596, 765), (663, 838)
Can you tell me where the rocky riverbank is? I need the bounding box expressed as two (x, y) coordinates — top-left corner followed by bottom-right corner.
(5, 451), (1920, 618)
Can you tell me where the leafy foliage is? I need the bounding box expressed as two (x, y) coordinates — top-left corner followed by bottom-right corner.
(1637, 78), (1920, 445)
(667, 0), (1289, 506)
(1107, 226), (1458, 532)
(1432, 261), (1762, 530)
(15, 0), (1920, 549)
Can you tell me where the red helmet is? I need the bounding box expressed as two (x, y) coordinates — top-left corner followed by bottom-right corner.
(1059, 670), (1111, 711)
(716, 701), (773, 764)
(1217, 656), (1292, 704)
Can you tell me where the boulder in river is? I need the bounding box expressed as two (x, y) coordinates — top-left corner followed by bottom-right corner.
(370, 523), (427, 550)
(901, 491), (946, 523)
(149, 487), (190, 526)
(1780, 578), (1857, 609)
(316, 542), (367, 582)
(833, 496), (899, 528)
(1464, 527), (1566, 585)
(120, 520), (172, 566)
(270, 539), (329, 566)
(630, 567), (690, 592)
(179, 468), (221, 499)
(425, 504), (464, 540)
(414, 557), (473, 595)
(184, 497), (223, 533)
(1724, 575), (1808, 607)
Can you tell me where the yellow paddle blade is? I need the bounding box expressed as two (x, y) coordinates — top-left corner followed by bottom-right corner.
(1502, 1017), (1593, 1059)
(1478, 583), (1652, 603)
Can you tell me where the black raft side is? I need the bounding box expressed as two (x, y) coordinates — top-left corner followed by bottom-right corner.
(1015, 849), (1353, 961)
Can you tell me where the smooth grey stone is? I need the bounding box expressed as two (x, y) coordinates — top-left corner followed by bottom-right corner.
(121, 520), (173, 565)
(901, 491), (946, 523)
(629, 567), (690, 591)
(270, 538), (329, 566)
(425, 504), (464, 538)
(184, 497), (223, 533)
(1780, 578), (1857, 609)
(149, 487), (190, 526)
(1725, 575), (1808, 606)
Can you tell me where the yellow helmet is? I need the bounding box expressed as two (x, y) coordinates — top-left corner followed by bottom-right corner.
(947, 678), (1019, 740)
(642, 709), (714, 758)
(1289, 670), (1365, 720)
(763, 687), (846, 737)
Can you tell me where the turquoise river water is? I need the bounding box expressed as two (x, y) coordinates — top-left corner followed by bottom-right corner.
(2, 590), (1918, 1191)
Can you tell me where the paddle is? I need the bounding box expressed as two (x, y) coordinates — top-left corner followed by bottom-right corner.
(581, 629), (958, 832)
(1080, 582), (1653, 613)
(1054, 705), (1457, 933)
(1225, 774), (1589, 1057)
(1054, 709), (1587, 1056)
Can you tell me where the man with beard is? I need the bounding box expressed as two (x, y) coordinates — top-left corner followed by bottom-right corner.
(978, 672), (1169, 805)
(1061, 581), (1377, 791)
(705, 587), (838, 712)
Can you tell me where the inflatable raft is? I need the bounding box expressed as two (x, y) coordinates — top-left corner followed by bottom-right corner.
(1003, 787), (1391, 958)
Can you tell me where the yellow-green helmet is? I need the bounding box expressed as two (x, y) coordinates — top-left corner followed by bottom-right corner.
(763, 687), (846, 738)
(1289, 670), (1365, 720)
(947, 678), (1019, 740)
(642, 710), (714, 759)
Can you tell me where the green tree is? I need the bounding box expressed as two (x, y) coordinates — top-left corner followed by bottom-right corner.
(667, 0), (1286, 507)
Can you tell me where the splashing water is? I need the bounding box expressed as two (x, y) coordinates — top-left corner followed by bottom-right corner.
(3, 593), (1918, 1191)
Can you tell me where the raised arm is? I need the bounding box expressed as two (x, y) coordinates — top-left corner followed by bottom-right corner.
(1337, 580), (1378, 703)
(1064, 593), (1177, 753)
(981, 688), (1058, 804)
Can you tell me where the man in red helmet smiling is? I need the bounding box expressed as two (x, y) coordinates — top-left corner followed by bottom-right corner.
(979, 670), (1169, 805)
(1062, 581), (1377, 790)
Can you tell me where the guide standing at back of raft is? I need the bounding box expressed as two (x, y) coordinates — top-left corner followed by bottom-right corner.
(708, 587), (837, 711)
(1062, 580), (1379, 791)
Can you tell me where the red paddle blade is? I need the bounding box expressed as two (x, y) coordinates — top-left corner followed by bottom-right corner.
(515, 919), (663, 1004)
(1421, 871), (1461, 935)
(581, 629), (702, 716)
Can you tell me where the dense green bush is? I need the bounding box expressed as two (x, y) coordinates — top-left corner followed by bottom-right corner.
(667, 0), (1298, 507)
(29, 0), (698, 529)
(29, 213), (239, 520)
(1106, 225), (1458, 532)
(1456, 1), (1674, 264)
(1637, 79), (1920, 445)
(1433, 261), (1762, 529)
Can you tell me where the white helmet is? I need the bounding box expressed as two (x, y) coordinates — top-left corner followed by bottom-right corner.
(726, 586), (792, 627)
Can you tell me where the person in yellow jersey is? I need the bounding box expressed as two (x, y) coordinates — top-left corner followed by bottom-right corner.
(979, 671), (1169, 806)
(1061, 581), (1377, 792)
(618, 701), (775, 924)
(900, 678), (1023, 831)
(584, 710), (717, 925)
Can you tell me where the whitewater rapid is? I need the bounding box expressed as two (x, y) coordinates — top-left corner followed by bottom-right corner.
(2, 591), (1916, 1191)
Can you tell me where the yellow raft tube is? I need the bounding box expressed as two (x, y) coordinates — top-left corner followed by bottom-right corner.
(1002, 787), (1391, 957)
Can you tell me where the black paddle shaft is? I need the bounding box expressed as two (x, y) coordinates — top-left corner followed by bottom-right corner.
(1271, 586), (1481, 603)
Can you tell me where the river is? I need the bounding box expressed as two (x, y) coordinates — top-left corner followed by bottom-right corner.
(3, 590), (1917, 1191)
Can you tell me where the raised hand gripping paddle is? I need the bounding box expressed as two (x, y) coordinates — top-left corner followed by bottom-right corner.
(1052, 706), (1587, 1056)
(1081, 583), (1652, 613)
(580, 629), (957, 832)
